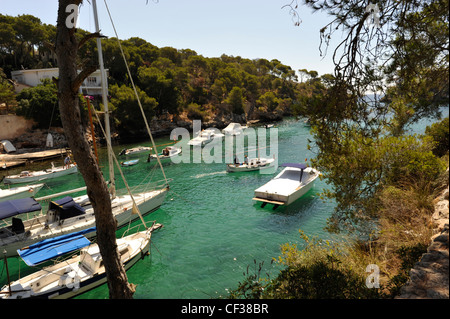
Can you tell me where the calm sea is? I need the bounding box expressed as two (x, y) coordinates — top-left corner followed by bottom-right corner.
(1, 109), (447, 299)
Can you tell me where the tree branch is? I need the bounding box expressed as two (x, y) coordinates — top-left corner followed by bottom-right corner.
(78, 31), (105, 49)
(72, 64), (98, 93)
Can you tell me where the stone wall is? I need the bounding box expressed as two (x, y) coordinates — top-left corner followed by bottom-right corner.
(396, 186), (449, 299)
(0, 115), (35, 140)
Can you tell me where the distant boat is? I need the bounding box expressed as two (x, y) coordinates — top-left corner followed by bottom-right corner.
(0, 224), (162, 299)
(148, 146), (181, 162)
(118, 146), (151, 156)
(226, 157), (275, 173)
(3, 163), (77, 185)
(121, 159), (139, 167)
(0, 183), (44, 202)
(222, 123), (246, 136)
(188, 129), (224, 146)
(253, 163), (320, 209)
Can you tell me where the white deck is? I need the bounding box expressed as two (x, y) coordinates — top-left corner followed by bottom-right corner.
(254, 167), (319, 205)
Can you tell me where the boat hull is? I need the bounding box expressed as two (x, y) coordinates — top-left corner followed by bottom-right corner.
(3, 165), (78, 185)
(253, 167), (319, 206)
(1, 230), (155, 299)
(226, 158), (274, 172)
(0, 184), (44, 202)
(0, 187), (168, 257)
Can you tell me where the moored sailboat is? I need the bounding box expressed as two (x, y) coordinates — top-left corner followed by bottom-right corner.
(0, 183), (44, 202)
(3, 163), (77, 185)
(0, 223), (162, 299)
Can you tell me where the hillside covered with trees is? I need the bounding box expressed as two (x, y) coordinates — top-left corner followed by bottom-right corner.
(0, 13), (330, 138)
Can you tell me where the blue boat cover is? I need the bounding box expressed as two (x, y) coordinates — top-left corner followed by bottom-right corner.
(0, 197), (42, 220)
(17, 226), (96, 266)
(281, 163), (307, 170)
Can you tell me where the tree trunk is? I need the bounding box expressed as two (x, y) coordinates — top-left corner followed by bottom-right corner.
(55, 0), (134, 299)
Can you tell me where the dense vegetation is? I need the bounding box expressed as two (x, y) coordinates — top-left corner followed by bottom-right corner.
(226, 0), (449, 299)
(227, 118), (448, 299)
(1, 1), (448, 299)
(0, 13), (331, 137)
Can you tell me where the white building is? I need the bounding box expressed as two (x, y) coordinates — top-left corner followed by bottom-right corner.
(11, 68), (107, 96)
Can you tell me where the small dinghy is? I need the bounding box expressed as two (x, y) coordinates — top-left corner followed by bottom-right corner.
(121, 159), (139, 167)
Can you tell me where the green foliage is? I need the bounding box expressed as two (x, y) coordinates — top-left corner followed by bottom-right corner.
(15, 79), (59, 128)
(109, 84), (157, 137)
(227, 231), (381, 299)
(0, 68), (15, 110)
(186, 103), (207, 121)
(226, 87), (245, 114)
(0, 14), (57, 74)
(2, 13), (333, 135)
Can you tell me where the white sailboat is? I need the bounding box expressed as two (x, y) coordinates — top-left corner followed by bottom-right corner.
(253, 163), (320, 209)
(3, 163), (77, 185)
(0, 186), (166, 257)
(0, 223), (162, 299)
(0, 183), (44, 202)
(0, 0), (169, 258)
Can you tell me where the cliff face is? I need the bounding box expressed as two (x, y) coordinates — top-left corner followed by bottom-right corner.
(397, 186), (449, 299)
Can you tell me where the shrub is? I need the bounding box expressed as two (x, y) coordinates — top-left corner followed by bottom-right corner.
(425, 117), (449, 157)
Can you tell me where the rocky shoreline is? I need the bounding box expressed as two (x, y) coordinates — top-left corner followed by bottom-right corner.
(397, 185), (449, 299)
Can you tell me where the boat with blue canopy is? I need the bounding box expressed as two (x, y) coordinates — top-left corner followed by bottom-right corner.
(1, 223), (162, 299)
(253, 163), (320, 209)
(18, 226), (96, 267)
(0, 197), (42, 220)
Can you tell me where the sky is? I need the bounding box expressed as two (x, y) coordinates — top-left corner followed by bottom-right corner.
(1, 0), (338, 77)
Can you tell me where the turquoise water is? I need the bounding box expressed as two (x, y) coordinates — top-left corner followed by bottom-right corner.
(1, 110), (447, 299)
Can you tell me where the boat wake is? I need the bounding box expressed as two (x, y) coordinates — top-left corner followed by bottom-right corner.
(192, 171), (226, 179)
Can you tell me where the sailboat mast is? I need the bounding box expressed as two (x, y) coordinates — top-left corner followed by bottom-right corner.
(92, 0), (115, 197)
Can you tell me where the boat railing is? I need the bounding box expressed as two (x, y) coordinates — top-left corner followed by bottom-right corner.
(115, 178), (172, 197)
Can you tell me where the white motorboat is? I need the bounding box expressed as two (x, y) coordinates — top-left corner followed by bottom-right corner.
(188, 129), (224, 146)
(0, 184), (168, 257)
(0, 224), (162, 299)
(148, 146), (181, 162)
(226, 157), (275, 172)
(121, 159), (139, 167)
(118, 146), (151, 156)
(3, 163), (78, 185)
(0, 183), (44, 202)
(253, 163), (320, 208)
(222, 122), (246, 136)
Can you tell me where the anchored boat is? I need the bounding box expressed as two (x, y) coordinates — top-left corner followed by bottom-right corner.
(253, 163), (320, 209)
(118, 146), (151, 156)
(0, 224), (162, 299)
(226, 157), (274, 172)
(148, 146), (181, 162)
(3, 163), (77, 185)
(0, 183), (44, 202)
